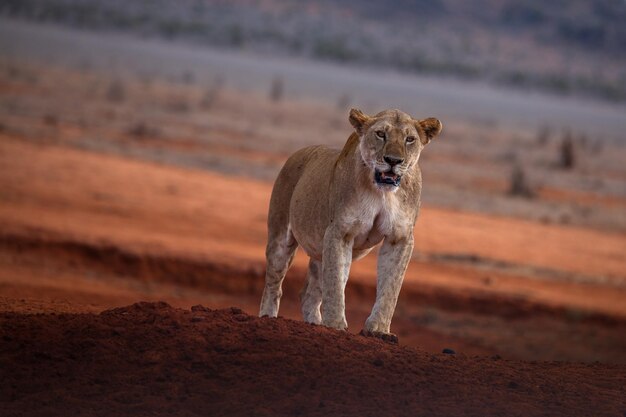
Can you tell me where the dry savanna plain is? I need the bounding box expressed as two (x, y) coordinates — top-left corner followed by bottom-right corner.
(1, 23), (626, 416)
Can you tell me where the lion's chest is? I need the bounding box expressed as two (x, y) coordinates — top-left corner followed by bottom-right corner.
(349, 192), (401, 251)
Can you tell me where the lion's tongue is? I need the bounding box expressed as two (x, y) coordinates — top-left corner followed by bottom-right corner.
(381, 171), (398, 180)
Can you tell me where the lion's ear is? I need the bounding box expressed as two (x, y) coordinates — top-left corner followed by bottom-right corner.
(417, 117), (442, 145)
(349, 108), (371, 135)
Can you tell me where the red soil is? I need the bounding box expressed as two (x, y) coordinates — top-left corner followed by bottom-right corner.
(2, 302), (624, 417)
(1, 135), (626, 364)
(1, 57), (625, 416)
(1, 136), (625, 317)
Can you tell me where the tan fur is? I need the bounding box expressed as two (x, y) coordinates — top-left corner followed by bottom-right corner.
(259, 108), (442, 338)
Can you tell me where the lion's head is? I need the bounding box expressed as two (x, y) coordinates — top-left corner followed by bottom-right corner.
(349, 108), (442, 190)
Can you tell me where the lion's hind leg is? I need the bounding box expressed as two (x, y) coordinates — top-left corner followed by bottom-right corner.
(259, 228), (298, 318)
(300, 258), (322, 324)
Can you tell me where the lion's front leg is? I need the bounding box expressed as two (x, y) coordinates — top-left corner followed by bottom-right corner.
(320, 227), (353, 330)
(364, 234), (414, 336)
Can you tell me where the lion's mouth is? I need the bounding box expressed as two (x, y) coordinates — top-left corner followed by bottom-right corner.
(375, 170), (402, 187)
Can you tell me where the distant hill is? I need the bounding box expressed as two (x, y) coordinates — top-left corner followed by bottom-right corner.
(2, 0), (625, 101)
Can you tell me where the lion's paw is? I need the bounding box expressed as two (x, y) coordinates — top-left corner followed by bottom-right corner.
(359, 329), (399, 344)
(322, 317), (348, 331)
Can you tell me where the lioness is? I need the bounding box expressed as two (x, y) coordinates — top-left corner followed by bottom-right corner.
(259, 108), (442, 340)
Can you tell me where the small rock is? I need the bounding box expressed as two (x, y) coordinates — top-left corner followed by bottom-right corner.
(373, 358), (384, 367)
(191, 316), (203, 323)
(491, 354), (502, 360)
(508, 381), (519, 389)
(229, 307), (243, 314)
(442, 348), (456, 355)
(191, 305), (210, 313)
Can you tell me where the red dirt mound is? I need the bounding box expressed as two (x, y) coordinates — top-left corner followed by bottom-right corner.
(1, 302), (625, 417)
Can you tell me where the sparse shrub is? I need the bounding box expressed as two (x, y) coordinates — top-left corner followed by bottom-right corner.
(228, 24), (244, 47)
(557, 20), (606, 49)
(166, 97), (190, 113)
(542, 75), (571, 95)
(559, 131), (575, 169)
(158, 20), (183, 38)
(313, 37), (358, 62)
(509, 164), (534, 198)
(406, 54), (480, 79)
(590, 139), (604, 154)
(106, 80), (125, 102)
(6, 65), (19, 79)
(536, 125), (550, 145)
(5, 65), (38, 83)
(181, 71), (195, 85)
(499, 150), (517, 163)
(43, 114), (58, 126)
(200, 75), (224, 110)
(78, 59), (92, 72)
(139, 73), (153, 88)
(501, 4), (545, 27)
(157, 19), (208, 39)
(127, 122), (159, 138)
(336, 93), (351, 110)
(270, 76), (284, 102)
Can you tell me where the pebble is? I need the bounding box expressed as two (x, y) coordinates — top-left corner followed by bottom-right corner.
(442, 348), (456, 355)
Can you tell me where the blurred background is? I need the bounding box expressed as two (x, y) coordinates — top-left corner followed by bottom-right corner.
(0, 0), (625, 363)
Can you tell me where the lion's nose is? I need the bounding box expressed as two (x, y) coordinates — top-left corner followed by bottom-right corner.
(384, 156), (404, 166)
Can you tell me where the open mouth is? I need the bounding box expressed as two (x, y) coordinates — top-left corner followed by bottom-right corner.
(374, 170), (402, 187)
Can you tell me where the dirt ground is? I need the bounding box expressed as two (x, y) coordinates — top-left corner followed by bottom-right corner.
(1, 24), (626, 415)
(1, 135), (625, 363)
(2, 302), (625, 417)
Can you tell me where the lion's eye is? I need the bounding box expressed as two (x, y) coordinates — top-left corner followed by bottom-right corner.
(406, 136), (416, 144)
(375, 130), (386, 140)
